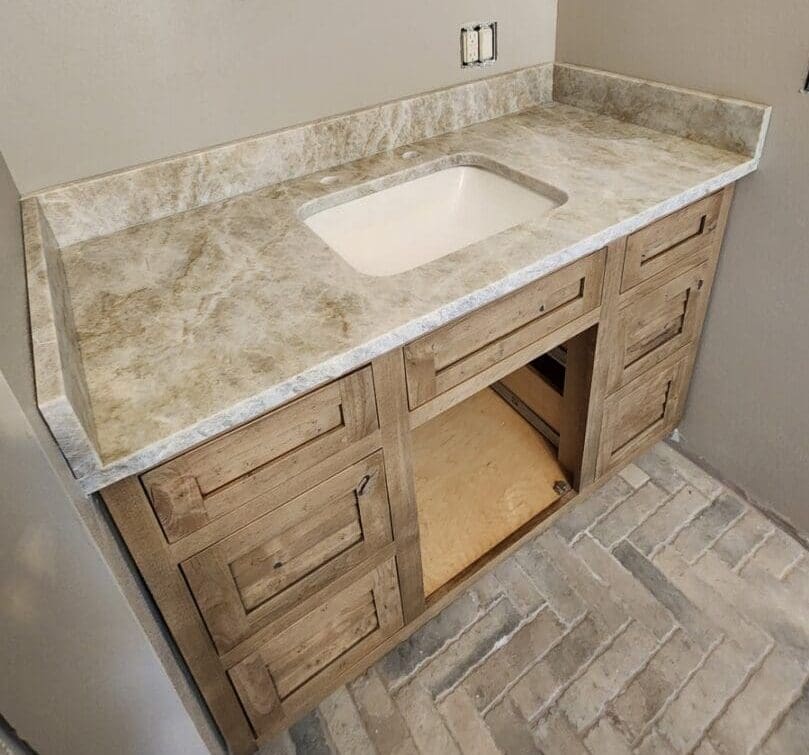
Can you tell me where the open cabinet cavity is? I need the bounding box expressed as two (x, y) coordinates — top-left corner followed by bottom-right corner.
(412, 340), (580, 598)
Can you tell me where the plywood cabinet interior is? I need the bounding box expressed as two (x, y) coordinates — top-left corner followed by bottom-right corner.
(100, 186), (734, 753)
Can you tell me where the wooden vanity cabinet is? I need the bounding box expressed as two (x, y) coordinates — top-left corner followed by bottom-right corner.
(100, 186), (734, 754)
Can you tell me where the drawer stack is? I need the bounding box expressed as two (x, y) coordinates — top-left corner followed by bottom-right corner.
(595, 190), (731, 475)
(111, 366), (404, 744)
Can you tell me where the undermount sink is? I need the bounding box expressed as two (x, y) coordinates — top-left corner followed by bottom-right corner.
(302, 158), (567, 277)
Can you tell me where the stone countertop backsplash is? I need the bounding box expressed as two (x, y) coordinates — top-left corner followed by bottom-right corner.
(22, 63), (771, 493)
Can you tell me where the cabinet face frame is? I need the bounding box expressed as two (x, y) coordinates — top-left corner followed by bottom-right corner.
(100, 185), (735, 754)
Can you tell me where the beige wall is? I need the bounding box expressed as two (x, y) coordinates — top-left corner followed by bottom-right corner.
(558, 0), (809, 536)
(1, 0), (557, 193)
(0, 152), (219, 754)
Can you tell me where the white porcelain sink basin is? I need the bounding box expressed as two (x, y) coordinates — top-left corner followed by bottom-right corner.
(303, 161), (566, 277)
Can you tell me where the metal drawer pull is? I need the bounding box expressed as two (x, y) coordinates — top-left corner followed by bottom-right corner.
(356, 474), (372, 496)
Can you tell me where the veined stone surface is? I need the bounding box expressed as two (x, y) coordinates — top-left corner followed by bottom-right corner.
(22, 65), (770, 491)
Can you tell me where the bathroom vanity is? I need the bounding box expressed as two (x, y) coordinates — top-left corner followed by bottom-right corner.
(22, 65), (769, 753)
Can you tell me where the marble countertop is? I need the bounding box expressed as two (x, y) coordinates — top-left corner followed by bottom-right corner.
(23, 65), (770, 492)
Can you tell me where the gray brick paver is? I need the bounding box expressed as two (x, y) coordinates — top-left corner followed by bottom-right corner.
(672, 491), (745, 563)
(306, 444), (808, 755)
(712, 508), (773, 569)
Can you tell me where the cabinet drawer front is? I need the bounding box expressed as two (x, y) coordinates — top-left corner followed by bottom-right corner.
(597, 353), (690, 476)
(227, 557), (403, 736)
(141, 367), (379, 542)
(182, 452), (393, 654)
(404, 252), (604, 409)
(622, 193), (722, 292)
(608, 262), (710, 392)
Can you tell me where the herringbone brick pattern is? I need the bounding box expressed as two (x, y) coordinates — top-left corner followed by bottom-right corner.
(261, 443), (809, 755)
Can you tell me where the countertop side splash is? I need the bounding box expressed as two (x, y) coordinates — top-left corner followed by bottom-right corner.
(23, 63), (771, 493)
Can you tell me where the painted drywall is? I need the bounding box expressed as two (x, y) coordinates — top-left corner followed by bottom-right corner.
(558, 0), (809, 536)
(0, 153), (219, 754)
(0, 0), (557, 193)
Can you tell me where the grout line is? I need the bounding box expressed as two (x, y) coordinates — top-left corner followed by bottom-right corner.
(689, 639), (773, 754)
(387, 594), (506, 694)
(571, 534), (612, 587)
(632, 632), (725, 747)
(579, 623), (680, 741)
(752, 675), (809, 754)
(433, 600), (549, 705)
(687, 508), (747, 567)
(480, 610), (589, 717)
(646, 494), (715, 561)
(622, 486), (678, 546)
(777, 551), (804, 581)
(734, 528), (775, 575)
(571, 486), (639, 546)
(514, 553), (579, 630)
(528, 617), (634, 725)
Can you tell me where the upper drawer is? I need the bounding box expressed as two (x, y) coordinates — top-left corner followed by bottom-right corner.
(141, 367), (379, 543)
(182, 452), (393, 654)
(403, 252), (605, 409)
(608, 261), (711, 393)
(622, 193), (722, 292)
(227, 555), (403, 738)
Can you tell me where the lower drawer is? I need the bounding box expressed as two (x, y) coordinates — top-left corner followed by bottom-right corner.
(597, 351), (690, 476)
(182, 453), (394, 654)
(227, 556), (403, 737)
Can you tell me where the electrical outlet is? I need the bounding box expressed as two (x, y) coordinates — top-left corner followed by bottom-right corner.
(461, 22), (497, 67)
(461, 29), (479, 65)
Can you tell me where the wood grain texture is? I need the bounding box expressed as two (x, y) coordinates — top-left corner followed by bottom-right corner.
(371, 350), (426, 624)
(412, 388), (567, 595)
(141, 367), (378, 542)
(557, 325), (597, 488)
(404, 252), (605, 408)
(572, 240), (628, 488)
(408, 307), (600, 430)
(608, 261), (711, 392)
(622, 191), (722, 291)
(597, 347), (692, 476)
(182, 452), (393, 654)
(227, 556), (403, 736)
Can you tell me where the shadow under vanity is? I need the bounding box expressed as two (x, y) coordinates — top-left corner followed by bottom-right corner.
(21, 64), (769, 753)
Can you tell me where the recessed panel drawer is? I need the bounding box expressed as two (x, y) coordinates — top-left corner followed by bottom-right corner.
(622, 193), (722, 293)
(608, 261), (711, 393)
(403, 252), (605, 409)
(227, 556), (403, 737)
(182, 452), (393, 654)
(597, 352), (690, 476)
(141, 367), (379, 543)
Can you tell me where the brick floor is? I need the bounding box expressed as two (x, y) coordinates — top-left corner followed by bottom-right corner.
(260, 442), (809, 754)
